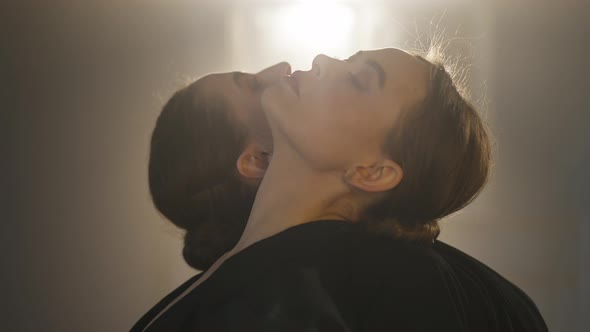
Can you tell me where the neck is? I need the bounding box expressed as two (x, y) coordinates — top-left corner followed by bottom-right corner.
(231, 149), (353, 254)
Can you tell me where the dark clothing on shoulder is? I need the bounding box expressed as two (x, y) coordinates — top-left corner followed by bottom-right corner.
(131, 220), (548, 332)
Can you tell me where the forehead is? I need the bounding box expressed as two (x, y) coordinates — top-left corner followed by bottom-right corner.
(358, 48), (430, 72)
(189, 72), (254, 124)
(190, 72), (245, 106)
(192, 72), (233, 96)
(183, 72), (235, 114)
(358, 48), (431, 105)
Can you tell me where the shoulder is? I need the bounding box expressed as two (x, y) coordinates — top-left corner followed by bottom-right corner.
(308, 229), (467, 330)
(432, 240), (549, 331)
(301, 223), (451, 302)
(130, 273), (203, 332)
(317, 224), (443, 281)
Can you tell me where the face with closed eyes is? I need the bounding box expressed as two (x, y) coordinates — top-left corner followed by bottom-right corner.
(261, 48), (431, 172)
(195, 62), (291, 149)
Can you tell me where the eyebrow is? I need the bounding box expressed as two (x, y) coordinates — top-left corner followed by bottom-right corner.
(365, 59), (386, 90)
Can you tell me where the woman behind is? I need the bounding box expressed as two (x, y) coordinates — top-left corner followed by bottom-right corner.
(147, 62), (290, 270)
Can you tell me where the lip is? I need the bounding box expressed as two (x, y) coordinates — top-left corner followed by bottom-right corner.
(282, 74), (299, 97)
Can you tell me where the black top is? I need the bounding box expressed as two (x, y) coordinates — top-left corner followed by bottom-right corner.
(131, 220), (548, 332)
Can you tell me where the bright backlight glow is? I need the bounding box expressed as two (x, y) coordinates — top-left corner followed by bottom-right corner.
(266, 1), (356, 64)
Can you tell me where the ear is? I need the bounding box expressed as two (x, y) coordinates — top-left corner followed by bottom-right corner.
(343, 159), (403, 193)
(236, 143), (271, 179)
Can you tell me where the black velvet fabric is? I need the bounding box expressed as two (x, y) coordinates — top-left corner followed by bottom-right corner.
(131, 220), (548, 332)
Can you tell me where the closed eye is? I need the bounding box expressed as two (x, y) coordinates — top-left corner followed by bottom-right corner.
(247, 75), (261, 91)
(233, 72), (261, 91)
(348, 72), (369, 92)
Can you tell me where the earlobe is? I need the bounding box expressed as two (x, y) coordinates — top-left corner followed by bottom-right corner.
(343, 161), (403, 193)
(236, 144), (270, 179)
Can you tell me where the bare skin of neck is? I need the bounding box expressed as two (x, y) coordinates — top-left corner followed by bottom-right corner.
(191, 148), (360, 288)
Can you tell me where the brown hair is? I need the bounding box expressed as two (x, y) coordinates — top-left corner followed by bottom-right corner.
(148, 83), (255, 270)
(360, 50), (493, 245)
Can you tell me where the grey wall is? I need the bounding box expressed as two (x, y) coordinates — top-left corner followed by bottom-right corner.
(3, 1), (588, 331)
(438, 3), (590, 332)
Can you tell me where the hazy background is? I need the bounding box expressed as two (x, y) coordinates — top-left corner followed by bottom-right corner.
(3, 0), (589, 331)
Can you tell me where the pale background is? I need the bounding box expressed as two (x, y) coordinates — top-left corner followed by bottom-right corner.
(3, 0), (588, 331)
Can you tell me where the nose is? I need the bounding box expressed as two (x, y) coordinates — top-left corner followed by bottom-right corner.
(256, 62), (291, 87)
(311, 54), (342, 80)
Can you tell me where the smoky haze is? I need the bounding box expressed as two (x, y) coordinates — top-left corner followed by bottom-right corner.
(2, 1), (588, 331)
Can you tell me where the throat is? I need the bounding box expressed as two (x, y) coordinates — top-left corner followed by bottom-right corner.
(230, 153), (349, 255)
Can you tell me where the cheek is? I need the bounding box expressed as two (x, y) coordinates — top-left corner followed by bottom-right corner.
(310, 88), (372, 133)
(234, 95), (263, 125)
(246, 107), (271, 139)
(313, 84), (352, 110)
(323, 99), (390, 156)
(307, 104), (381, 160)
